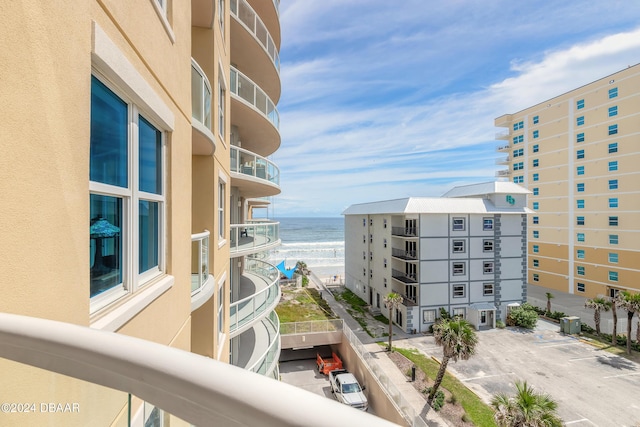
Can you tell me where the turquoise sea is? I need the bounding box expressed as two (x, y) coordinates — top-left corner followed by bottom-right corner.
(270, 217), (345, 279)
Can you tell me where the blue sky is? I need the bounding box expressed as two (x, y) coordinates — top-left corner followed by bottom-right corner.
(266, 1), (640, 218)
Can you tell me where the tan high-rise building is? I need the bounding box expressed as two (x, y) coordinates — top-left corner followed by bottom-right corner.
(495, 63), (640, 300)
(0, 0), (282, 425)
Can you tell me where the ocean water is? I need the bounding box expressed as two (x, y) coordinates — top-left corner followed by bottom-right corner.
(270, 217), (345, 280)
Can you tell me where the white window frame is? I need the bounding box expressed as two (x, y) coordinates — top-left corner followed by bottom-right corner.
(483, 218), (493, 231)
(452, 262), (465, 276)
(452, 217), (465, 231)
(423, 309), (436, 323)
(483, 261), (494, 274)
(216, 274), (227, 357)
(453, 284), (466, 298)
(452, 240), (465, 253)
(483, 239), (494, 252)
(218, 67), (227, 141)
(483, 283), (494, 296)
(453, 308), (465, 318)
(218, 172), (227, 245)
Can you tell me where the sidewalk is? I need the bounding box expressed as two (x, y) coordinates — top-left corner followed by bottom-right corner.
(309, 273), (449, 427)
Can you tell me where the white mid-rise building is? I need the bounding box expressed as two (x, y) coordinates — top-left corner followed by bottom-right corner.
(343, 182), (532, 332)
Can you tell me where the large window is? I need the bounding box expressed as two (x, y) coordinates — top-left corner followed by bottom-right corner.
(90, 76), (165, 305)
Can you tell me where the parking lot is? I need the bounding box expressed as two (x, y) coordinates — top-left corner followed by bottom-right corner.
(395, 320), (640, 426)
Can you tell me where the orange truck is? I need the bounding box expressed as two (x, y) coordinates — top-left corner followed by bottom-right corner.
(316, 352), (343, 376)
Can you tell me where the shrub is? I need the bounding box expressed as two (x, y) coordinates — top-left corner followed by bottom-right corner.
(423, 387), (445, 411)
(581, 323), (595, 334)
(548, 311), (566, 320)
(496, 320), (506, 329)
(508, 305), (538, 329)
(439, 307), (452, 321)
(448, 393), (457, 405)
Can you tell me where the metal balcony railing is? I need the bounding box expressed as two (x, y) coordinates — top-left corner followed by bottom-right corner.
(230, 67), (280, 129)
(495, 130), (510, 139)
(230, 145), (280, 186)
(230, 259), (280, 334)
(230, 221), (280, 255)
(496, 169), (510, 177)
(391, 269), (418, 284)
(391, 226), (418, 237)
(391, 248), (417, 260)
(230, 0), (280, 71)
(496, 144), (510, 151)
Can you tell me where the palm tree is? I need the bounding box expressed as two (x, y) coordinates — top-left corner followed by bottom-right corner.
(616, 291), (640, 355)
(383, 292), (403, 351)
(491, 380), (562, 427)
(584, 297), (612, 335)
(545, 292), (554, 314)
(427, 318), (478, 406)
(611, 294), (618, 346)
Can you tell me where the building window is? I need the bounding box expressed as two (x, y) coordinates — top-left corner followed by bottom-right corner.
(218, 280), (225, 337)
(533, 273), (539, 282)
(370, 234), (373, 243)
(608, 124), (618, 135)
(609, 161), (618, 171)
(533, 115), (539, 124)
(362, 251), (366, 260)
(533, 187), (539, 196)
(483, 218), (493, 231)
(532, 216), (539, 225)
(452, 217), (465, 231)
(609, 253), (618, 263)
(576, 99), (584, 109)
(218, 78), (226, 139)
(513, 176), (524, 184)
(532, 159), (539, 167)
(363, 268), (366, 277)
(513, 121), (524, 131)
(577, 233), (585, 242)
(533, 245), (539, 253)
(533, 173), (539, 182)
(577, 283), (585, 293)
(383, 219), (387, 228)
(609, 216), (618, 226)
(369, 251), (373, 260)
(608, 143), (618, 153)
(483, 239), (494, 252)
(513, 148), (524, 157)
(533, 259), (539, 267)
(532, 144), (539, 153)
(383, 238), (387, 248)
(452, 262), (465, 276)
(608, 106), (618, 117)
(90, 76), (166, 305)
(577, 166), (584, 175)
(576, 133), (585, 143)
(577, 249), (585, 259)
(576, 116), (584, 126)
(423, 309), (436, 323)
(577, 183), (585, 192)
(384, 258), (387, 268)
(533, 130), (539, 139)
(533, 202), (539, 210)
(609, 179), (618, 190)
(362, 218), (366, 226)
(453, 308), (466, 318)
(513, 162), (524, 171)
(577, 266), (585, 276)
(483, 262), (494, 274)
(218, 0), (224, 32)
(609, 234), (619, 245)
(452, 240), (465, 253)
(609, 87), (618, 98)
(362, 235), (366, 243)
(576, 216), (584, 226)
(512, 135), (524, 144)
(576, 149), (584, 159)
(453, 284), (466, 298)
(533, 230), (539, 239)
(577, 199), (585, 209)
(609, 271), (618, 282)
(609, 198), (618, 208)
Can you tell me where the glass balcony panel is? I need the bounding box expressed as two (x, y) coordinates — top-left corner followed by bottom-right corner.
(230, 67), (279, 130)
(191, 230), (210, 295)
(247, 311), (280, 376)
(231, 0), (280, 71)
(229, 259), (280, 333)
(231, 146), (280, 186)
(255, 90), (267, 115)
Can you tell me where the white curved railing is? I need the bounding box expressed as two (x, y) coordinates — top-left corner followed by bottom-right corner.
(0, 313), (397, 427)
(231, 145), (280, 186)
(230, 259), (280, 334)
(230, 221), (280, 255)
(246, 311), (280, 378)
(191, 230), (210, 295)
(230, 0), (280, 71)
(191, 59), (212, 130)
(230, 67), (279, 129)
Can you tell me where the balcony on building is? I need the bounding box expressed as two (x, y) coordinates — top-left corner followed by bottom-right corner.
(230, 221), (280, 257)
(191, 59), (216, 155)
(232, 311), (280, 379)
(391, 225), (419, 238)
(191, 230), (215, 311)
(495, 113), (513, 128)
(496, 156), (510, 165)
(391, 268), (418, 284)
(495, 129), (510, 140)
(230, 145), (280, 198)
(391, 247), (418, 261)
(191, 0), (215, 28)
(496, 143), (511, 152)
(230, 0), (281, 101)
(495, 169), (511, 178)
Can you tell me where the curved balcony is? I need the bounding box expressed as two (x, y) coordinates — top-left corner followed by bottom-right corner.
(496, 156), (510, 165)
(246, 0), (281, 48)
(192, 59), (215, 156)
(496, 169), (511, 177)
(191, 230), (215, 311)
(230, 259), (280, 336)
(230, 221), (280, 257)
(192, 0), (215, 28)
(230, 0), (280, 69)
(496, 143), (510, 152)
(230, 145), (280, 197)
(495, 129), (510, 140)
(238, 311), (280, 379)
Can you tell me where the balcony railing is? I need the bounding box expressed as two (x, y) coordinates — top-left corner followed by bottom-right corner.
(231, 145), (280, 186)
(191, 59), (212, 130)
(391, 226), (418, 237)
(280, 319), (344, 335)
(391, 248), (417, 261)
(0, 313), (396, 427)
(230, 0), (280, 71)
(230, 259), (280, 334)
(496, 144), (510, 152)
(246, 311), (281, 378)
(496, 156), (510, 165)
(391, 269), (418, 284)
(496, 169), (510, 177)
(230, 221), (280, 255)
(191, 230), (210, 295)
(230, 67), (280, 129)
(495, 130), (510, 140)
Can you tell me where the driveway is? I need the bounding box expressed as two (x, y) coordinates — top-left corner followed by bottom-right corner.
(395, 320), (640, 426)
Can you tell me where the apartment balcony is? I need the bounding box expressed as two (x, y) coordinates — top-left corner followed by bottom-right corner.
(230, 221), (280, 257)
(230, 66), (280, 156)
(391, 247), (418, 261)
(0, 313), (395, 427)
(230, 259), (280, 336)
(191, 230), (215, 311)
(230, 0), (281, 101)
(391, 226), (418, 238)
(496, 156), (510, 165)
(233, 311), (281, 379)
(495, 129), (510, 140)
(391, 269), (418, 284)
(230, 145), (280, 197)
(192, 0), (214, 28)
(495, 169), (511, 177)
(495, 113), (512, 128)
(246, 0), (281, 48)
(496, 143), (510, 152)
(191, 59), (215, 156)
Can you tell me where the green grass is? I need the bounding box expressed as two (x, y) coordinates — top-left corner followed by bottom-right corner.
(276, 287), (335, 323)
(395, 348), (497, 427)
(335, 288), (368, 313)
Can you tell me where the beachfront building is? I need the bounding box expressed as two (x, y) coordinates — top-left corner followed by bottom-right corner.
(343, 182), (531, 332)
(0, 0), (282, 425)
(495, 64), (640, 299)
